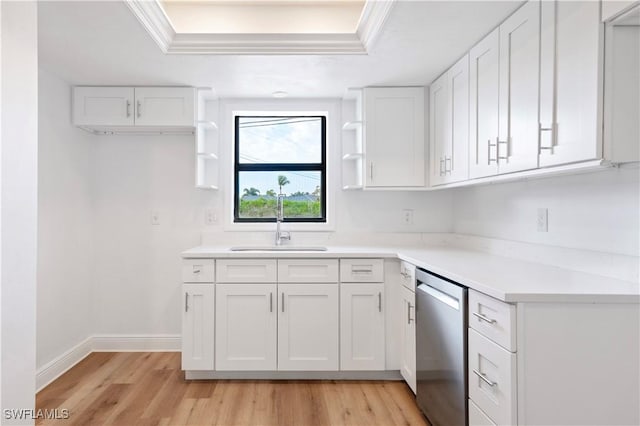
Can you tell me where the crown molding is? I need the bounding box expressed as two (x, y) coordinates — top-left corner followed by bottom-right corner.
(125, 0), (394, 55)
(124, 0), (175, 53)
(357, 0), (397, 52)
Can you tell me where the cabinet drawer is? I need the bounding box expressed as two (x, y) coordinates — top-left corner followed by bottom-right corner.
(469, 329), (517, 426)
(469, 289), (516, 351)
(469, 399), (496, 426)
(340, 259), (384, 282)
(278, 259), (338, 283)
(182, 259), (215, 283)
(399, 261), (416, 291)
(216, 259), (277, 283)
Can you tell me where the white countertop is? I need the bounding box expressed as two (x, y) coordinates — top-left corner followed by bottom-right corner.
(182, 245), (640, 303)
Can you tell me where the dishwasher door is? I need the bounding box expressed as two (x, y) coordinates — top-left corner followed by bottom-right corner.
(415, 268), (467, 426)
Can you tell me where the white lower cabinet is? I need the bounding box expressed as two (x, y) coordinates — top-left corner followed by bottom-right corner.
(340, 283), (385, 370)
(181, 284), (215, 370)
(469, 399), (497, 426)
(278, 283), (339, 371)
(399, 285), (416, 393)
(215, 283), (277, 371)
(469, 329), (517, 426)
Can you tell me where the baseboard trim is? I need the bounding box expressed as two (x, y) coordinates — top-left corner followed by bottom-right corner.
(36, 334), (181, 392)
(185, 370), (403, 381)
(36, 337), (93, 392)
(91, 334), (181, 352)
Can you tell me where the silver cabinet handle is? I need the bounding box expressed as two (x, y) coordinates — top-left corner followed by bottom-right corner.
(352, 268), (372, 273)
(281, 292), (285, 313)
(126, 100), (131, 117)
(473, 311), (496, 324)
(488, 139), (497, 164)
(439, 158), (445, 176)
(184, 292), (189, 312)
(270, 292), (273, 313)
(473, 369), (496, 387)
(369, 162), (374, 181)
(539, 123), (555, 152)
(400, 271), (409, 278)
(378, 292), (382, 312)
(497, 137), (509, 161)
(192, 266), (201, 274)
(445, 156), (452, 174)
(407, 303), (413, 324)
(137, 100), (141, 118)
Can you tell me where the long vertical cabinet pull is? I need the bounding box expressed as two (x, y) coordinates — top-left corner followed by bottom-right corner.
(184, 292), (189, 312)
(378, 292), (382, 312)
(407, 303), (413, 324)
(270, 292), (273, 313)
(126, 100), (131, 118)
(136, 100), (142, 118)
(369, 162), (374, 181)
(281, 292), (285, 312)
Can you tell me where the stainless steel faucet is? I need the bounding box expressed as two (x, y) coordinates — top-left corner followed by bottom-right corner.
(275, 194), (291, 246)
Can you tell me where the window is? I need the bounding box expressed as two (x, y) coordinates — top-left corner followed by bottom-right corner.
(234, 115), (326, 223)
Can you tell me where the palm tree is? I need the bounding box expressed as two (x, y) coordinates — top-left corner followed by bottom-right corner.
(266, 189), (277, 197)
(277, 175), (290, 194)
(242, 187), (260, 197)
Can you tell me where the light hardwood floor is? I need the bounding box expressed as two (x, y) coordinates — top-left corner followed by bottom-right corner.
(36, 352), (429, 426)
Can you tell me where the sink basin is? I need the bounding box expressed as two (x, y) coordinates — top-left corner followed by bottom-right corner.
(229, 246), (328, 252)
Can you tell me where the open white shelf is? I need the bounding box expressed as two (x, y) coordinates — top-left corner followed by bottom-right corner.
(341, 88), (364, 190)
(195, 88), (219, 190)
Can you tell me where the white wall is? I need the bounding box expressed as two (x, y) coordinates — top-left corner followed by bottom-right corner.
(91, 134), (214, 335)
(1, 1), (38, 423)
(452, 165), (640, 256)
(36, 70), (93, 371)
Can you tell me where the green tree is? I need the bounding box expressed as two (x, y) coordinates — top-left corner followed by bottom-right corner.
(266, 189), (277, 197)
(277, 175), (290, 194)
(312, 185), (320, 196)
(242, 187), (260, 197)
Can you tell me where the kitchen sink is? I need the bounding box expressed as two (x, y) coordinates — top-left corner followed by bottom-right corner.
(229, 246), (328, 252)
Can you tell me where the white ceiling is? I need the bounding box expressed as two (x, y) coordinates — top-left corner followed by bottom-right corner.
(38, 0), (523, 98)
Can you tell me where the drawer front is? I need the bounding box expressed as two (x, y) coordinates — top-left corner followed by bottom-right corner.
(469, 289), (517, 351)
(216, 259), (277, 283)
(399, 261), (416, 291)
(340, 259), (384, 282)
(469, 329), (517, 426)
(182, 259), (215, 283)
(469, 399), (497, 426)
(278, 259), (339, 283)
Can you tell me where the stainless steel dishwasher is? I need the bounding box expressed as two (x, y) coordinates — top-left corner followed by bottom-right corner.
(415, 268), (468, 426)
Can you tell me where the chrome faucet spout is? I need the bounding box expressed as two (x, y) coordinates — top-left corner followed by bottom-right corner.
(275, 194), (291, 246)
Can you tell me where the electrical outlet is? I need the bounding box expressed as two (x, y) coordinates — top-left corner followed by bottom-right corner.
(537, 208), (548, 232)
(151, 210), (160, 226)
(205, 208), (218, 225)
(402, 209), (414, 225)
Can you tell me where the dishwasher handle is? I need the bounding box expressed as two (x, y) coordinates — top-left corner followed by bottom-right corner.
(417, 282), (461, 310)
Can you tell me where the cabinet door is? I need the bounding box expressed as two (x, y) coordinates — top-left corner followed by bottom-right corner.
(340, 283), (385, 371)
(73, 87), (134, 126)
(498, 0), (540, 174)
(278, 283), (339, 371)
(364, 87), (426, 187)
(134, 87), (195, 127)
(400, 286), (416, 394)
(429, 73), (449, 186)
(539, 1), (601, 167)
(181, 284), (215, 370)
(215, 283), (277, 371)
(447, 54), (470, 183)
(469, 28), (500, 178)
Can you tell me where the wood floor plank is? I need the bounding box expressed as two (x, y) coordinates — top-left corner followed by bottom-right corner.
(37, 352), (429, 426)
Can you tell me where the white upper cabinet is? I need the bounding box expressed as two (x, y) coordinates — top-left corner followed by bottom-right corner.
(539, 0), (601, 167)
(134, 87), (195, 127)
(498, 0), (540, 174)
(73, 86), (195, 130)
(470, 1), (540, 179)
(469, 28), (501, 179)
(363, 87), (426, 188)
(429, 55), (470, 186)
(73, 87), (134, 126)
